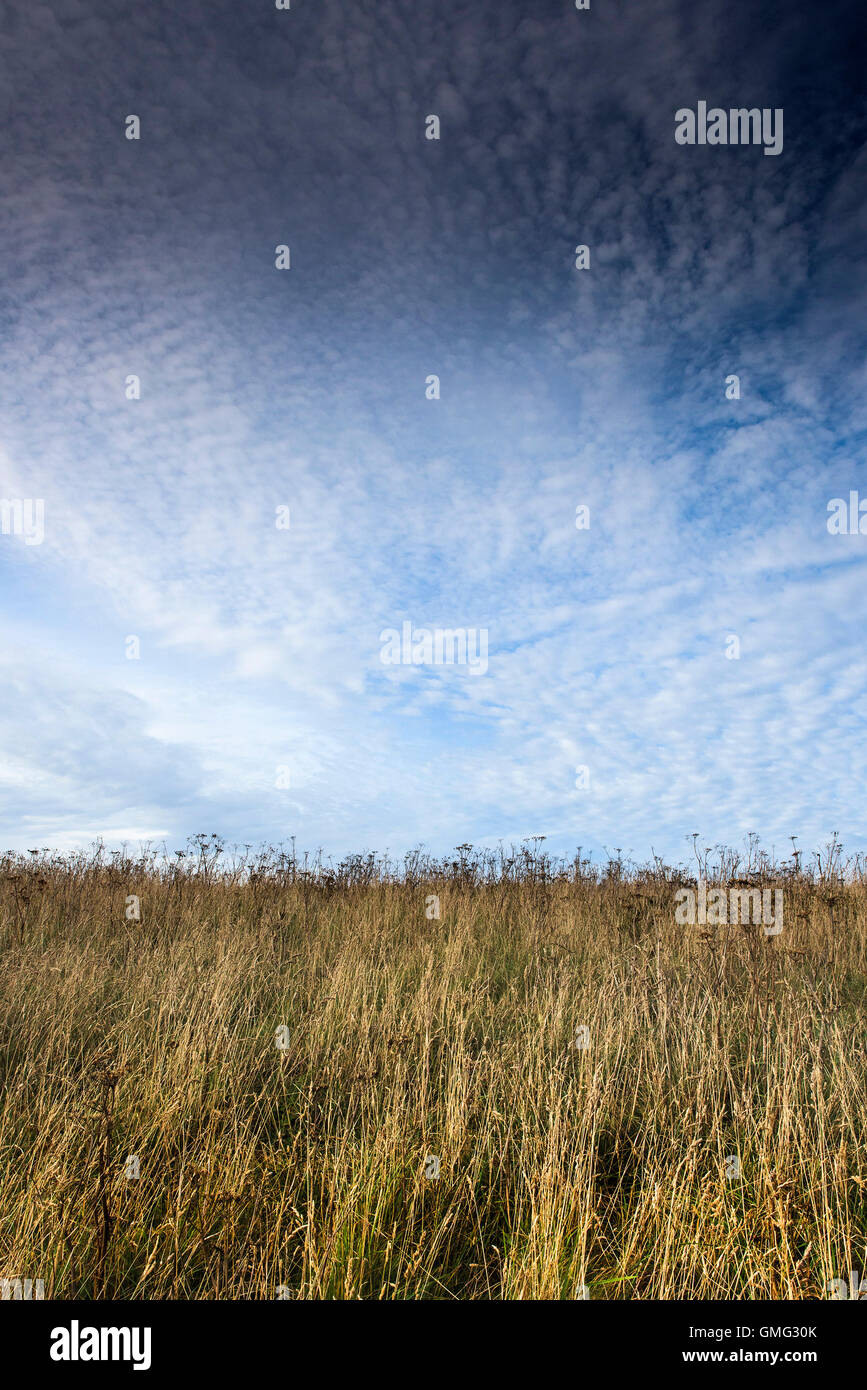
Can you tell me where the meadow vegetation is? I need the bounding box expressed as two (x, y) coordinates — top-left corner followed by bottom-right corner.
(1, 834), (864, 1299)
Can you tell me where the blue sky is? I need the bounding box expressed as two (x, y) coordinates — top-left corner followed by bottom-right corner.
(1, 0), (865, 867)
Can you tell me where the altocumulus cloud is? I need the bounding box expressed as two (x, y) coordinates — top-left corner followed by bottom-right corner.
(0, 0), (865, 865)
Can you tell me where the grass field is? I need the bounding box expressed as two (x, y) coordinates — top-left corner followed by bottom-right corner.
(1, 836), (865, 1300)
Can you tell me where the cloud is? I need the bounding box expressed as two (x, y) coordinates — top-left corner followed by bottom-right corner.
(0, 0), (865, 865)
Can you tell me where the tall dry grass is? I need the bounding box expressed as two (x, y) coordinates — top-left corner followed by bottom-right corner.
(0, 835), (865, 1299)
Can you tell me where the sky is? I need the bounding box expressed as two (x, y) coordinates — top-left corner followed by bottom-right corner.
(0, 0), (865, 869)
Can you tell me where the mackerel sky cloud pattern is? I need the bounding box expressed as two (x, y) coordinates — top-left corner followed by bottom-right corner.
(0, 0), (865, 865)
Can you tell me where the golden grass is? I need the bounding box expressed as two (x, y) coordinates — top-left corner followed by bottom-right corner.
(0, 840), (865, 1299)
